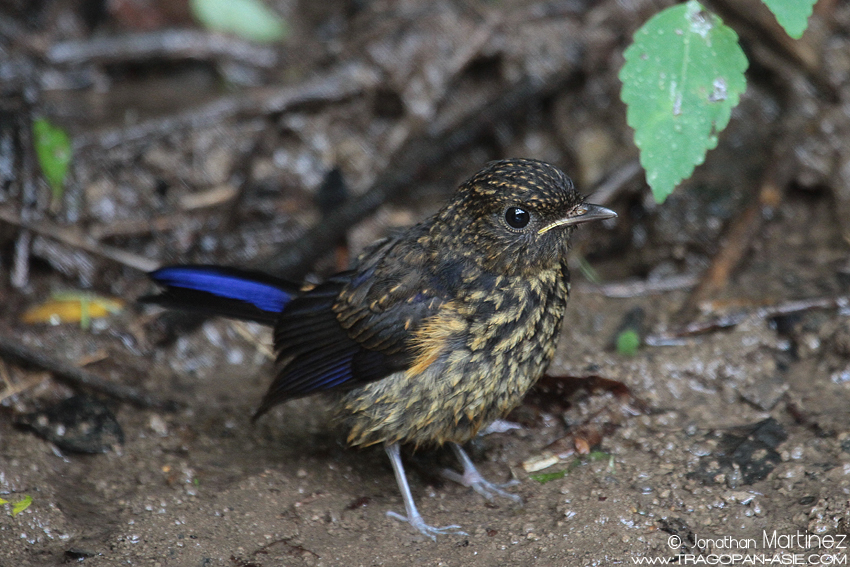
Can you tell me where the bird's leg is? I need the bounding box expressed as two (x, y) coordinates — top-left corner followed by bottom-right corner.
(384, 442), (468, 540)
(442, 442), (522, 504)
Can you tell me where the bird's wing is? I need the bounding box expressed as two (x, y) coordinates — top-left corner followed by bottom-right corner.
(257, 233), (459, 415)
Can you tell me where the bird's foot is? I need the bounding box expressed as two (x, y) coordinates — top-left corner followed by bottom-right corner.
(386, 510), (467, 540)
(479, 419), (523, 436)
(441, 466), (523, 503)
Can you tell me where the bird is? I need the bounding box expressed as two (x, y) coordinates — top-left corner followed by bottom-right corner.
(143, 158), (616, 539)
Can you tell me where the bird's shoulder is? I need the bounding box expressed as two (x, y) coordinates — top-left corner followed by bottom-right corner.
(334, 226), (471, 351)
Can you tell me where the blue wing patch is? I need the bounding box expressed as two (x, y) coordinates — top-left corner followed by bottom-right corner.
(253, 275), (405, 418)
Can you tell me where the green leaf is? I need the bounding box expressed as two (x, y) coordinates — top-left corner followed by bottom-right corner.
(190, 0), (288, 43)
(0, 497), (8, 505)
(11, 495), (32, 516)
(616, 329), (641, 356)
(588, 451), (616, 472)
(530, 469), (568, 484)
(530, 458), (585, 482)
(32, 118), (72, 206)
(619, 1), (748, 203)
(761, 0), (817, 39)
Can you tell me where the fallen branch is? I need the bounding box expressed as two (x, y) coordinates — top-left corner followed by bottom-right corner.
(0, 334), (179, 410)
(0, 206), (159, 272)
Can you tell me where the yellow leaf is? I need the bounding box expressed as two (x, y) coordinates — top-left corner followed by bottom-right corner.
(22, 294), (125, 326)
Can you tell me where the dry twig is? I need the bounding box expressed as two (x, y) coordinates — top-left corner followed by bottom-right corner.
(0, 334), (179, 410)
(576, 273), (699, 298)
(677, 163), (784, 320)
(0, 206), (159, 272)
(47, 30), (278, 68)
(648, 294), (850, 343)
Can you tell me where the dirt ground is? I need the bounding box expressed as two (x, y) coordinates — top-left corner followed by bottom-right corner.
(1, 0), (850, 566)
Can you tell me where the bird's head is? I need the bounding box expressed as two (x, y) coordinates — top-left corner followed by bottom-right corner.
(433, 159), (616, 276)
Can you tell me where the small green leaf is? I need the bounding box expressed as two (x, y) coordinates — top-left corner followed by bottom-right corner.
(0, 497), (8, 505)
(530, 469), (568, 484)
(11, 495), (32, 516)
(620, 1), (747, 203)
(761, 0), (817, 39)
(530, 458), (585, 482)
(588, 451), (616, 472)
(190, 0), (288, 43)
(616, 329), (641, 356)
(33, 118), (72, 207)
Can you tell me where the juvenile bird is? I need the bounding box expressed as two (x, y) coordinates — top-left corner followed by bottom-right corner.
(145, 158), (616, 538)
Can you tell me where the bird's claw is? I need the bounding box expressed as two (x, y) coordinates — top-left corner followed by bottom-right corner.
(386, 510), (468, 540)
(441, 467), (523, 504)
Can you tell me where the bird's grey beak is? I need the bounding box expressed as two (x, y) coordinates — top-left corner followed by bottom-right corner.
(537, 203), (617, 235)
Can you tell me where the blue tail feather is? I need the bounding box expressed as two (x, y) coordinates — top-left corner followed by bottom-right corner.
(146, 265), (299, 324)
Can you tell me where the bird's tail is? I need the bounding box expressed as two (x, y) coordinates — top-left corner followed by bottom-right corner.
(142, 265), (299, 326)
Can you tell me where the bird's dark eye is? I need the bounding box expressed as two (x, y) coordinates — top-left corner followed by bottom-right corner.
(504, 206), (530, 229)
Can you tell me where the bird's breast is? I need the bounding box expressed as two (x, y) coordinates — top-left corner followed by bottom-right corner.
(338, 266), (570, 448)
